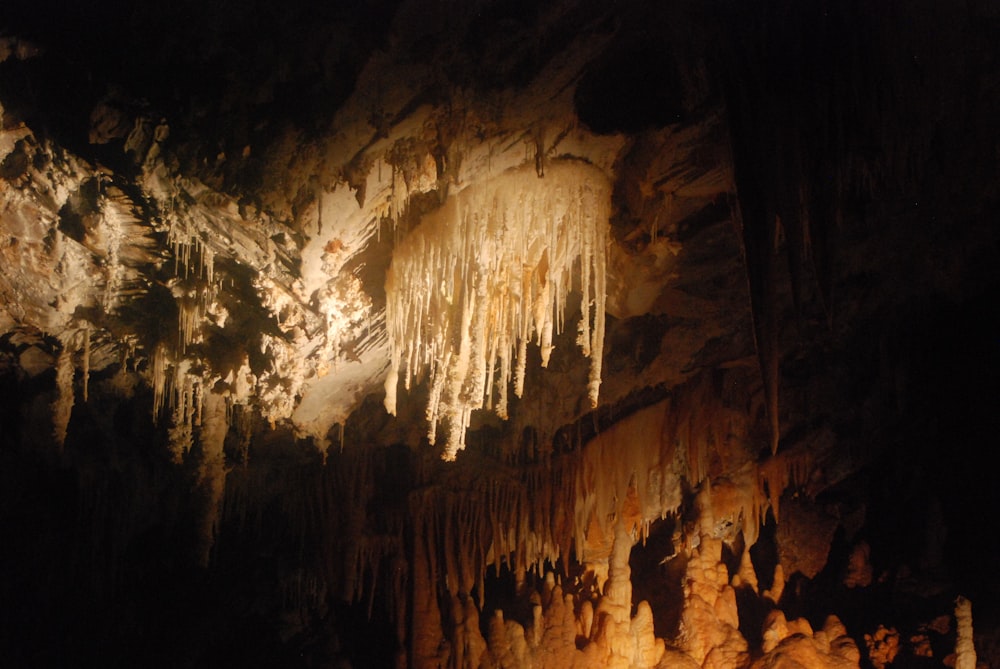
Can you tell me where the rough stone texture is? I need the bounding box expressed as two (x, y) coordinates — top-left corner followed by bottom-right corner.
(775, 496), (839, 580)
(864, 625), (900, 669)
(843, 541), (873, 589)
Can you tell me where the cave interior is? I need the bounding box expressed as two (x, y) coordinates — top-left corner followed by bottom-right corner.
(2, 1), (1000, 667)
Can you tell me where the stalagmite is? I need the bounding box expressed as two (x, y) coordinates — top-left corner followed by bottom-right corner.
(754, 613), (860, 668)
(843, 541), (873, 588)
(411, 509), (446, 669)
(458, 596), (487, 669)
(384, 160), (611, 459)
(601, 520), (635, 620)
(764, 563), (785, 604)
(387, 367), (840, 669)
(864, 625), (900, 669)
(677, 487), (749, 668)
(586, 520), (665, 668)
(761, 609), (790, 654)
(954, 596), (976, 669)
(733, 547), (758, 592)
(487, 610), (517, 667)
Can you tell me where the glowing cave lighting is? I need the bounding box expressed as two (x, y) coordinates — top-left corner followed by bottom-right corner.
(384, 160), (612, 460)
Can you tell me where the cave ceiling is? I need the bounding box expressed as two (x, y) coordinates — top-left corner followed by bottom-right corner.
(2, 0), (996, 460)
(0, 0), (762, 455)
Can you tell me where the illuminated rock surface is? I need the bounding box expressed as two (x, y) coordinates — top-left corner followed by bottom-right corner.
(2, 1), (1000, 667)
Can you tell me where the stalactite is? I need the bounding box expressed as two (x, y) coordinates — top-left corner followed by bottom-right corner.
(411, 490), (446, 669)
(172, 286), (191, 352)
(151, 342), (169, 420)
(81, 323), (90, 402)
(195, 391), (228, 566)
(571, 371), (775, 563)
(166, 360), (198, 463)
(757, 446), (813, 524)
(385, 160), (611, 460)
(52, 335), (75, 449)
(723, 66), (782, 458)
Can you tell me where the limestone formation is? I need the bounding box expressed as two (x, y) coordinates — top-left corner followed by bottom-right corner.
(1, 0), (998, 667)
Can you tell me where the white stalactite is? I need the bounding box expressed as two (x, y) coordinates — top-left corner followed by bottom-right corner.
(384, 161), (611, 459)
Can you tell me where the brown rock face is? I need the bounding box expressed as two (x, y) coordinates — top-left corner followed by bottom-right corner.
(775, 497), (839, 580)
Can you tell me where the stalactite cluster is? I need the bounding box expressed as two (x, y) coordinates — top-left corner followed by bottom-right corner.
(384, 161), (611, 460)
